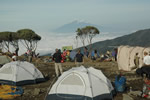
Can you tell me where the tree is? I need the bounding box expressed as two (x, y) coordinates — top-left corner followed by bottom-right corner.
(10, 32), (19, 50)
(83, 26), (100, 45)
(76, 26), (100, 48)
(76, 28), (87, 47)
(0, 31), (19, 52)
(0, 32), (12, 52)
(17, 29), (41, 52)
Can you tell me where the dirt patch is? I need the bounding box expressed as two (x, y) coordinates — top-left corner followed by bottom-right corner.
(13, 59), (144, 100)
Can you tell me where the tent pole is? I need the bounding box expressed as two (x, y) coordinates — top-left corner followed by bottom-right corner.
(86, 69), (94, 100)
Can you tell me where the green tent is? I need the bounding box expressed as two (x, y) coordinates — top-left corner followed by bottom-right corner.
(0, 55), (12, 65)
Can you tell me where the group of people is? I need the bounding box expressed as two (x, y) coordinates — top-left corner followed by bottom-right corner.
(61, 49), (70, 62)
(52, 47), (118, 77)
(53, 49), (84, 77)
(134, 51), (150, 98)
(23, 49), (39, 62)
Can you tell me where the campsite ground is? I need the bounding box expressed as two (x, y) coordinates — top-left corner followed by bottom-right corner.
(15, 57), (146, 100)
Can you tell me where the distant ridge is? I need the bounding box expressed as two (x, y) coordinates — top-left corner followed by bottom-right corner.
(79, 28), (150, 53)
(52, 20), (101, 33)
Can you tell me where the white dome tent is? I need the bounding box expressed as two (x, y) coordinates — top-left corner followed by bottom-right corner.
(45, 66), (114, 100)
(0, 61), (45, 85)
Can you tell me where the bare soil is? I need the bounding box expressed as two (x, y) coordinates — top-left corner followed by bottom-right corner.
(13, 57), (146, 100)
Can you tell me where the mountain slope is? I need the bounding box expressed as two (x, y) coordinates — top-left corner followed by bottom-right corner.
(81, 28), (150, 53)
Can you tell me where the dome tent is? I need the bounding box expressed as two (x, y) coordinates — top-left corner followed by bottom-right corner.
(0, 61), (45, 85)
(45, 66), (114, 100)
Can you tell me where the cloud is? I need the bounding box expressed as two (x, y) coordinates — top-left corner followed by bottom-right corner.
(36, 32), (119, 55)
(1, 31), (121, 56)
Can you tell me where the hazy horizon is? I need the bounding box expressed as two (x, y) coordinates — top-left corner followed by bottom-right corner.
(0, 0), (150, 55)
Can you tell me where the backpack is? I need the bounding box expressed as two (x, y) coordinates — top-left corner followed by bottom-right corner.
(114, 75), (126, 92)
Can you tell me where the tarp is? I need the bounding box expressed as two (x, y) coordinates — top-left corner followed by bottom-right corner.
(0, 85), (23, 99)
(62, 46), (73, 51)
(45, 66), (114, 100)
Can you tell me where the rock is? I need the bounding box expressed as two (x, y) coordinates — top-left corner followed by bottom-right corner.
(52, 74), (55, 77)
(23, 90), (32, 95)
(44, 73), (48, 77)
(40, 88), (46, 93)
(34, 98), (40, 100)
(123, 94), (134, 100)
(33, 88), (41, 95)
(23, 87), (26, 89)
(128, 91), (142, 97)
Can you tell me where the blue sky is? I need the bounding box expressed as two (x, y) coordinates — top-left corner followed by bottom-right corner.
(0, 0), (150, 34)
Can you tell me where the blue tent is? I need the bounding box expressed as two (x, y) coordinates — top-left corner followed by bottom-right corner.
(69, 51), (77, 61)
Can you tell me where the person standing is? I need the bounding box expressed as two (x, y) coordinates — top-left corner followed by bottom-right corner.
(15, 47), (19, 56)
(84, 47), (89, 58)
(114, 48), (118, 61)
(53, 49), (63, 77)
(12, 53), (17, 61)
(27, 49), (32, 62)
(132, 53), (140, 70)
(75, 49), (84, 67)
